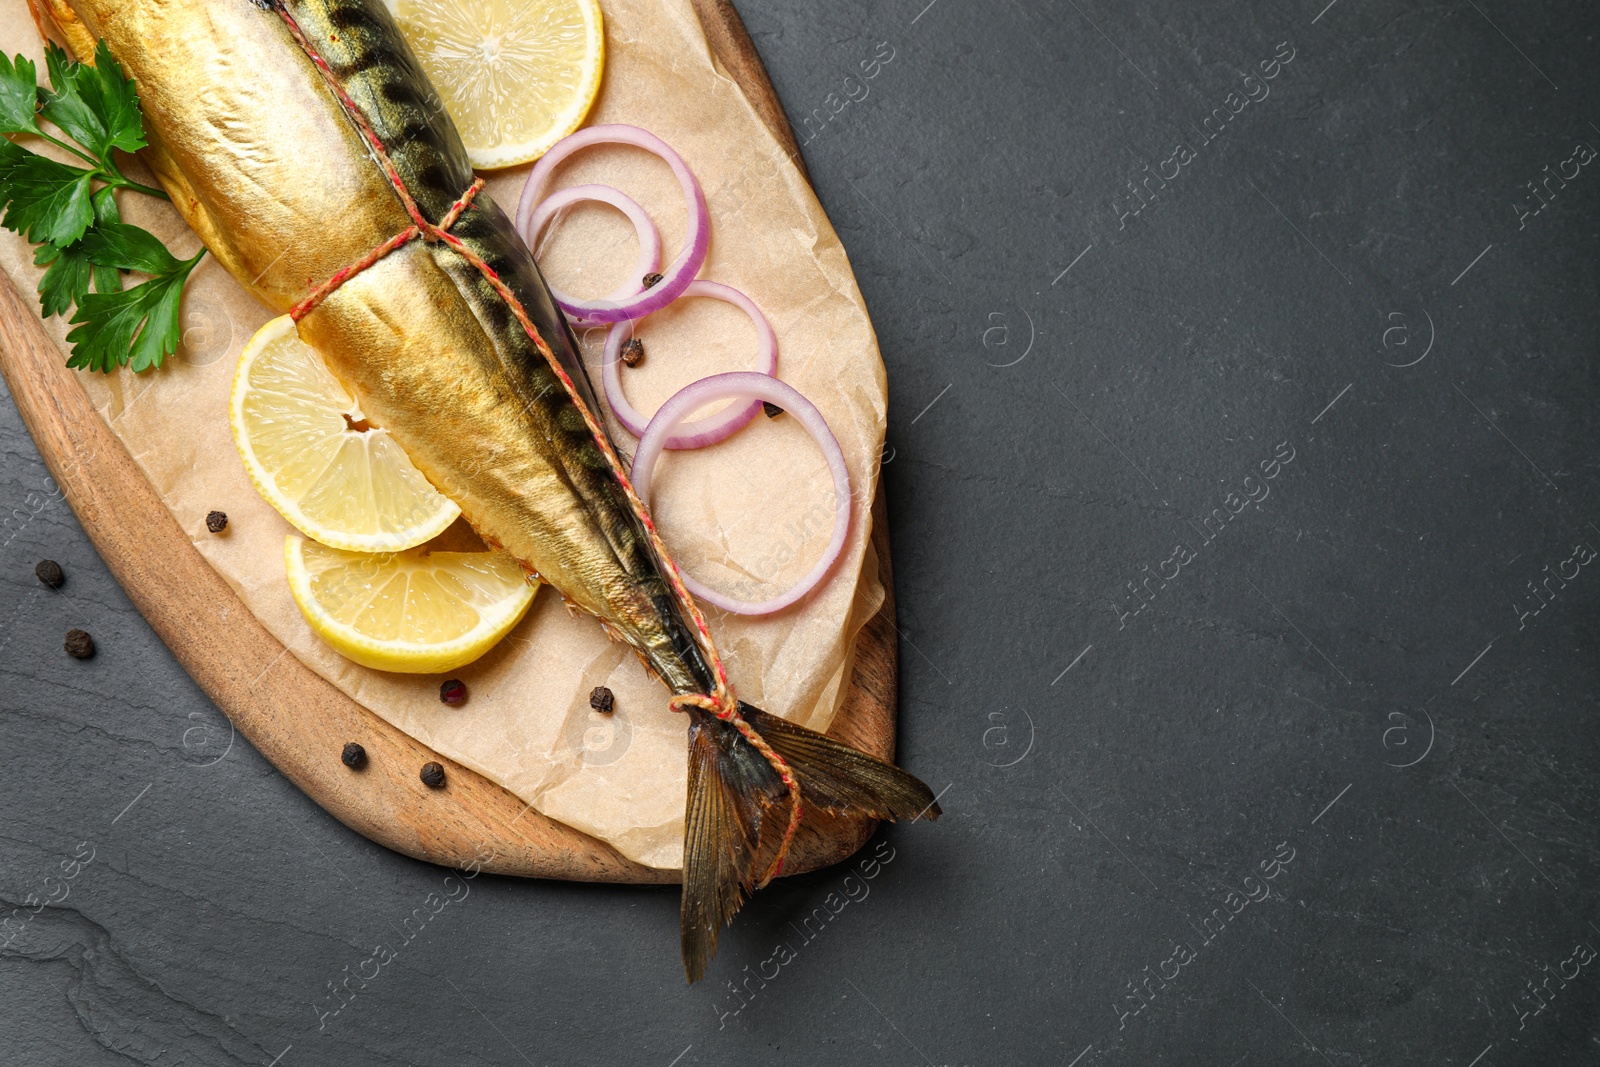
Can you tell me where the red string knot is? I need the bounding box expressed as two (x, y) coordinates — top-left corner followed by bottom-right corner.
(289, 179), (485, 321)
(669, 689), (738, 719)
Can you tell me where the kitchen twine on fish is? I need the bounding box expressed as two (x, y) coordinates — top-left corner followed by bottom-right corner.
(269, 1), (802, 882)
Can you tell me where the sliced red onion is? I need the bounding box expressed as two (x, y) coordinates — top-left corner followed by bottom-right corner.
(632, 372), (851, 616)
(525, 184), (661, 324)
(603, 280), (777, 449)
(516, 125), (708, 324)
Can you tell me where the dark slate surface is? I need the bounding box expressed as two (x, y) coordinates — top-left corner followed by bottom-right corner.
(3, 0), (1599, 1063)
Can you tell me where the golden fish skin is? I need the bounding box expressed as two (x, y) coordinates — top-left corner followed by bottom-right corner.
(62, 0), (715, 695)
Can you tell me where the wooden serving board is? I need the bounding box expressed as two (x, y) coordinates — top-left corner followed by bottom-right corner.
(0, 0), (896, 882)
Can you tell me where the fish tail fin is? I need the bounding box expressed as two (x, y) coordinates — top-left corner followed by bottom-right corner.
(739, 704), (943, 825)
(679, 702), (941, 983)
(681, 705), (790, 983)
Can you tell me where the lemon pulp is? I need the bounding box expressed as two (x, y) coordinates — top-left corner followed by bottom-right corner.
(230, 315), (460, 553)
(396, 0), (605, 169)
(286, 536), (537, 674)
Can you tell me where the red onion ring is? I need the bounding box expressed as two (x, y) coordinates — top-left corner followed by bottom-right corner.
(632, 372), (851, 616)
(525, 184), (661, 325)
(603, 281), (777, 449)
(516, 125), (709, 325)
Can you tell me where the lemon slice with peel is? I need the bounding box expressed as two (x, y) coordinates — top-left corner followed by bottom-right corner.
(231, 315), (459, 553)
(286, 536), (537, 674)
(396, 0), (604, 170)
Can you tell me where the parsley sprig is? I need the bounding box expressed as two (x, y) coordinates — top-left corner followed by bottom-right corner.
(0, 42), (204, 372)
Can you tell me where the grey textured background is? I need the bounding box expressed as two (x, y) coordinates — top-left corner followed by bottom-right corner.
(3, 0), (1599, 1063)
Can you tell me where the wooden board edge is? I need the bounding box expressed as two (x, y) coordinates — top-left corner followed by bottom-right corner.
(689, 0), (812, 189)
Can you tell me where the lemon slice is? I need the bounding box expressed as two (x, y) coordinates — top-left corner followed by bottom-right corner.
(231, 315), (459, 553)
(395, 0), (604, 170)
(286, 536), (537, 674)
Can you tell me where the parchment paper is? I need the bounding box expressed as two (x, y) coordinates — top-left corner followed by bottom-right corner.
(0, 0), (887, 870)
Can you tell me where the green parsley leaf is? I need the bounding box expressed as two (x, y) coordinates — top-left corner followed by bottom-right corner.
(40, 41), (145, 164)
(0, 137), (95, 246)
(88, 186), (121, 295)
(89, 184), (120, 226)
(65, 248), (203, 373)
(33, 188), (124, 317)
(33, 238), (91, 318)
(0, 132), (20, 179)
(1, 45), (195, 373)
(78, 221), (181, 275)
(95, 185), (119, 219)
(0, 52), (40, 134)
(91, 260), (121, 295)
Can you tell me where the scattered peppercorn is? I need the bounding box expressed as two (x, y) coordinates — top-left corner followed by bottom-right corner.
(420, 761), (446, 788)
(341, 742), (367, 770)
(63, 628), (94, 659)
(620, 337), (645, 367)
(762, 401), (784, 419)
(34, 559), (63, 588)
(589, 686), (615, 714)
(642, 272), (664, 289)
(439, 679), (467, 706)
(205, 510), (229, 533)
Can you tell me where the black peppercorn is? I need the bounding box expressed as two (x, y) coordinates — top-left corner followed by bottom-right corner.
(34, 559), (63, 588)
(420, 761), (446, 788)
(341, 742), (367, 770)
(205, 510), (229, 533)
(439, 679), (467, 706)
(589, 686), (615, 714)
(63, 629), (94, 659)
(620, 338), (645, 367)
(762, 401), (784, 419)
(642, 272), (663, 289)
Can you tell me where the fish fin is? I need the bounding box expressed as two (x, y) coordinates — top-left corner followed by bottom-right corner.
(30, 0), (96, 60)
(741, 704), (943, 823)
(679, 703), (940, 982)
(680, 706), (788, 983)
